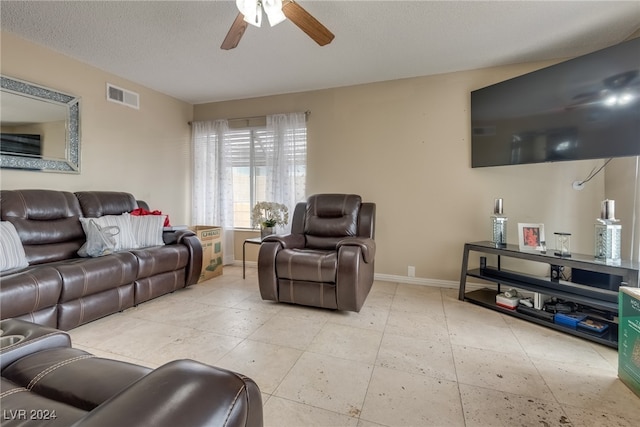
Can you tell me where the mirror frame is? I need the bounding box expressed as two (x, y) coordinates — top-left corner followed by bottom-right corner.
(1, 75), (80, 173)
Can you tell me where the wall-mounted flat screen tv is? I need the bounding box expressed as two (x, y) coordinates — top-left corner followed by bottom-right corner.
(0, 133), (42, 157)
(471, 38), (640, 168)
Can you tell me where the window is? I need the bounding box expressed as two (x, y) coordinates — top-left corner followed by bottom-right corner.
(192, 112), (307, 253)
(227, 124), (307, 228)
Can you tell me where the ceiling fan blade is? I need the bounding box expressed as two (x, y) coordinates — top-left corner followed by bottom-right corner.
(221, 12), (249, 50)
(282, 1), (334, 46)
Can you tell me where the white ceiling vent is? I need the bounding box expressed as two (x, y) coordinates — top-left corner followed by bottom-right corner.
(106, 83), (139, 109)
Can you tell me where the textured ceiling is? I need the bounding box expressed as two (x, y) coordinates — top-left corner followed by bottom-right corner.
(1, 1), (639, 104)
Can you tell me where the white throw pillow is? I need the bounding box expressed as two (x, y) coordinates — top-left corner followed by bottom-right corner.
(80, 213), (140, 251)
(130, 215), (166, 248)
(0, 221), (29, 271)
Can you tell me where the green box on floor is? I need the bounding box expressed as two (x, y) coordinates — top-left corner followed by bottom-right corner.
(619, 286), (640, 398)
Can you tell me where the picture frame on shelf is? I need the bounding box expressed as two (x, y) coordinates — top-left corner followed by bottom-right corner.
(518, 223), (546, 251)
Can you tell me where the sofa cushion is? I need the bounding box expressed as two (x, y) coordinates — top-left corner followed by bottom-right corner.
(130, 214), (166, 248)
(0, 221), (28, 271)
(276, 248), (337, 282)
(0, 377), (88, 425)
(2, 347), (151, 411)
(55, 253), (138, 303)
(75, 191), (138, 217)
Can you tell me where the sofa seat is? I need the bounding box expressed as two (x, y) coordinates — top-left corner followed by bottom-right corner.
(275, 248), (337, 282)
(2, 347), (151, 412)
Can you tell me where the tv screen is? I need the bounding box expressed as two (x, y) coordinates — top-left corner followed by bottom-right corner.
(0, 133), (42, 157)
(471, 38), (640, 168)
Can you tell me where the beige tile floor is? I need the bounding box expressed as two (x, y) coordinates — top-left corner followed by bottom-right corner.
(69, 266), (640, 426)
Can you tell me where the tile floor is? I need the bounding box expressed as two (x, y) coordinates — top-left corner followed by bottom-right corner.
(69, 266), (640, 426)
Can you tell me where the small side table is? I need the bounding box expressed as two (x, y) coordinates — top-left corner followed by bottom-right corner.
(243, 237), (263, 279)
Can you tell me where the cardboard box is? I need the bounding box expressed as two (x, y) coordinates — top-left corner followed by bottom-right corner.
(619, 286), (640, 398)
(190, 226), (223, 282)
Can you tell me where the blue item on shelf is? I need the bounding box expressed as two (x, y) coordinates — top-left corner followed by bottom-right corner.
(554, 312), (587, 329)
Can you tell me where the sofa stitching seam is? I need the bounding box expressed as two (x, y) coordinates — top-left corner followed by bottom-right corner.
(221, 384), (246, 427)
(0, 387), (29, 399)
(26, 355), (95, 390)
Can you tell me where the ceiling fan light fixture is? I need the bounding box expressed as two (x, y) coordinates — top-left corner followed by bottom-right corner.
(237, 0), (262, 27)
(223, 0), (334, 50)
(264, 0), (286, 26)
(236, 0), (285, 28)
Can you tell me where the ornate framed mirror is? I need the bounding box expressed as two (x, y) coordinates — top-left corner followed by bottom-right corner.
(1, 75), (80, 173)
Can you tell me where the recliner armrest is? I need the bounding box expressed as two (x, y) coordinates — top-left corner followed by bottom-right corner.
(337, 237), (376, 263)
(72, 359), (262, 427)
(263, 233), (305, 249)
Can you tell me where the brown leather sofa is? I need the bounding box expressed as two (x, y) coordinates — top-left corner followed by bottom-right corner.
(258, 194), (376, 312)
(0, 319), (262, 427)
(0, 190), (203, 331)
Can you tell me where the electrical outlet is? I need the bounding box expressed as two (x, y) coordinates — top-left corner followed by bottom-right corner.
(408, 266), (415, 277)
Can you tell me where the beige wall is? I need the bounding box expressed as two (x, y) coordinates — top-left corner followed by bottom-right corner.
(0, 32), (194, 225)
(195, 63), (638, 282)
(2, 31), (637, 282)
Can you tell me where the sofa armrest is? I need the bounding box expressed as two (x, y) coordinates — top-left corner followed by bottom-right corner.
(337, 237), (376, 263)
(262, 233), (305, 249)
(162, 230), (203, 286)
(73, 359), (262, 427)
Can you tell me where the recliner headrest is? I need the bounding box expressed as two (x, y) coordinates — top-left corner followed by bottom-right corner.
(304, 194), (361, 238)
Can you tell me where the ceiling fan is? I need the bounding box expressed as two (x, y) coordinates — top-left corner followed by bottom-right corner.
(221, 0), (334, 50)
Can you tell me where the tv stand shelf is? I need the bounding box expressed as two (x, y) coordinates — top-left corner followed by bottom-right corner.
(459, 241), (640, 348)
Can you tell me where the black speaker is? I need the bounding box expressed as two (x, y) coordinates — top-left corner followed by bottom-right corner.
(572, 268), (622, 291)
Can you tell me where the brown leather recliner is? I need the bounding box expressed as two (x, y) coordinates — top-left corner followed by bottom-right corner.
(257, 194), (376, 312)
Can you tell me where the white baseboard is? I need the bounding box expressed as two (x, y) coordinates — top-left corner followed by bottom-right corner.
(236, 263), (487, 292)
(373, 273), (458, 288)
(373, 273), (487, 291)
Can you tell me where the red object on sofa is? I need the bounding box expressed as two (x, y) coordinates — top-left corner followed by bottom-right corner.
(130, 207), (170, 227)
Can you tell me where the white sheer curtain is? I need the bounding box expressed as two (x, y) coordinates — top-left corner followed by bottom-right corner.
(191, 113), (307, 260)
(265, 112), (307, 233)
(191, 120), (235, 265)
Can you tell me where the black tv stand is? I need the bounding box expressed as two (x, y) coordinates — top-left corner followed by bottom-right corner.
(459, 241), (640, 348)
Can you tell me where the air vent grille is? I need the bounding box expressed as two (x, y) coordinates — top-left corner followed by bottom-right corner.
(106, 83), (139, 109)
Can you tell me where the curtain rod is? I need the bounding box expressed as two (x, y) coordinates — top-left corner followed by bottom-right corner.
(188, 110), (310, 126)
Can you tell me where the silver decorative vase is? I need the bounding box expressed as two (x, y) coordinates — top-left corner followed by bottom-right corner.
(490, 198), (507, 247)
(260, 226), (274, 240)
(594, 199), (621, 262)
